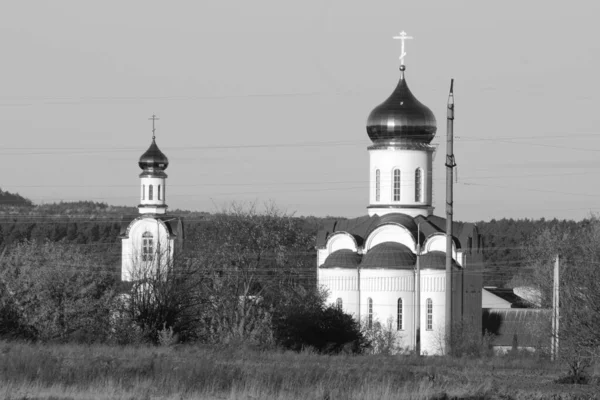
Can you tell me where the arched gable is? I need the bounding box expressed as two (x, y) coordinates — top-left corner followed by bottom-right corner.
(365, 223), (416, 253)
(124, 216), (173, 239)
(326, 232), (358, 254)
(422, 233), (458, 260)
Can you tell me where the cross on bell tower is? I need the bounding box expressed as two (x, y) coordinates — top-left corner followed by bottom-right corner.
(393, 31), (413, 66)
(149, 114), (160, 140)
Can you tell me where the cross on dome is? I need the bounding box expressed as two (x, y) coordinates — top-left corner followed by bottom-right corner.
(149, 114), (160, 140)
(393, 31), (413, 66)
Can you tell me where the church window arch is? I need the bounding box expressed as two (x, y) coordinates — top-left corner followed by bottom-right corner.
(415, 168), (423, 202)
(393, 169), (401, 201)
(158, 184), (161, 200)
(149, 185), (153, 201)
(367, 297), (373, 328)
(142, 231), (154, 262)
(426, 298), (433, 331)
(375, 169), (381, 202)
(397, 298), (403, 330)
(336, 298), (343, 309)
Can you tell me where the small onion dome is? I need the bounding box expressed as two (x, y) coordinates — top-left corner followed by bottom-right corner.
(139, 139), (169, 171)
(420, 251), (460, 270)
(321, 249), (362, 269)
(366, 66), (437, 145)
(361, 242), (415, 269)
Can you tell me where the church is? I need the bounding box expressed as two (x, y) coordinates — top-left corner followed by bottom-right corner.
(120, 118), (184, 283)
(316, 34), (483, 355)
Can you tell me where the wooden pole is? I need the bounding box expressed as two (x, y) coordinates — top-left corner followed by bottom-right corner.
(445, 79), (455, 354)
(551, 254), (560, 361)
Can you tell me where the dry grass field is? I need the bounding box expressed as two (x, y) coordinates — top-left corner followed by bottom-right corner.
(0, 341), (598, 400)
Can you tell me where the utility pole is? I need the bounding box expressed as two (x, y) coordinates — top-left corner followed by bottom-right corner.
(415, 223), (421, 355)
(445, 79), (455, 355)
(551, 254), (560, 361)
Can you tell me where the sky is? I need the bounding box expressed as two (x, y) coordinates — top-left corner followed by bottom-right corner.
(1, 0), (599, 222)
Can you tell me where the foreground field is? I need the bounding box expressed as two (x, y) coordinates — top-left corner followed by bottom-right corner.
(0, 341), (597, 400)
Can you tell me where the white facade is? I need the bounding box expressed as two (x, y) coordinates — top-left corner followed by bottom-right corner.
(368, 146), (435, 217)
(318, 224), (468, 355)
(121, 217), (175, 281)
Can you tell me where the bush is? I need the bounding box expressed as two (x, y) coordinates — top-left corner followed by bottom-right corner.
(272, 288), (366, 354)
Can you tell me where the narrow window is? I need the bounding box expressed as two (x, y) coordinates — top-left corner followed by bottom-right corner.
(397, 298), (403, 330)
(415, 168), (423, 202)
(393, 169), (401, 201)
(149, 185), (153, 200)
(142, 232), (154, 262)
(336, 298), (343, 309)
(158, 184), (161, 200)
(367, 297), (373, 328)
(142, 184), (145, 200)
(375, 169), (381, 202)
(426, 298), (433, 331)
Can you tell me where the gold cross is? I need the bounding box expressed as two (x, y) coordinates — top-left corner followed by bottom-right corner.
(149, 114), (160, 139)
(393, 31), (413, 66)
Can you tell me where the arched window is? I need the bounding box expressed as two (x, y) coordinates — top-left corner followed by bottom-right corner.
(375, 169), (381, 202)
(367, 297), (373, 328)
(148, 185), (153, 201)
(142, 184), (145, 200)
(426, 298), (433, 331)
(397, 298), (403, 330)
(142, 232), (154, 262)
(336, 298), (343, 309)
(393, 169), (401, 201)
(415, 168), (423, 202)
(158, 184), (161, 200)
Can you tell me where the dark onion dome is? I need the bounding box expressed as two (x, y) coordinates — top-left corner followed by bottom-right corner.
(420, 251), (460, 270)
(361, 242), (415, 269)
(366, 66), (437, 145)
(139, 139), (169, 171)
(321, 249), (362, 269)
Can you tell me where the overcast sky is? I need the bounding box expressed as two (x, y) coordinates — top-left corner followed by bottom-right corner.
(1, 0), (599, 221)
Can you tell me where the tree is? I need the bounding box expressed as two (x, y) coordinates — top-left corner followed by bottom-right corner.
(0, 241), (117, 342)
(115, 248), (205, 344)
(521, 216), (600, 380)
(189, 202), (315, 346)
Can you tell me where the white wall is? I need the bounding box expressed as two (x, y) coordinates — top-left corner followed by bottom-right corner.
(419, 269), (447, 355)
(139, 176), (167, 213)
(368, 147), (434, 217)
(121, 217), (174, 281)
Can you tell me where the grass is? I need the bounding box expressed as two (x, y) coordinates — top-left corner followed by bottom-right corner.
(0, 341), (597, 400)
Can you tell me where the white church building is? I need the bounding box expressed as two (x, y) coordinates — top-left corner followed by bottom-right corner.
(120, 119), (184, 283)
(316, 35), (483, 355)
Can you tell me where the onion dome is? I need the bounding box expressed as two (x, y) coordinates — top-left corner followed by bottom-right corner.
(321, 249), (362, 269)
(420, 251), (460, 270)
(139, 139), (169, 171)
(361, 242), (415, 269)
(366, 66), (437, 145)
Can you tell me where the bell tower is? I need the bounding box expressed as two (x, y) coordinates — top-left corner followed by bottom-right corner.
(138, 115), (168, 215)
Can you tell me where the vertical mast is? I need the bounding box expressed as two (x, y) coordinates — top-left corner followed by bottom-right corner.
(445, 79), (455, 354)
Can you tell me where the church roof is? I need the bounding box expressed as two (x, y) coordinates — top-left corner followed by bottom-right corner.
(360, 242), (415, 269)
(366, 67), (437, 146)
(316, 213), (420, 248)
(316, 213), (480, 252)
(321, 249), (362, 269)
(419, 250), (460, 270)
(119, 214), (184, 239)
